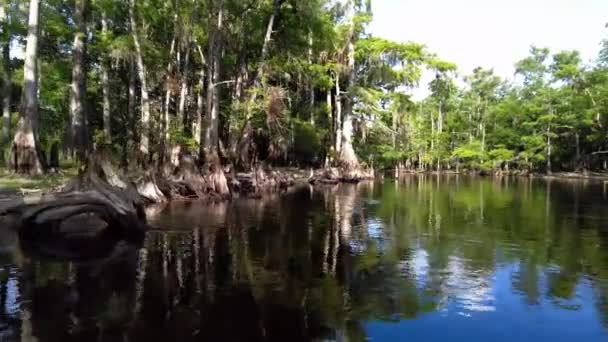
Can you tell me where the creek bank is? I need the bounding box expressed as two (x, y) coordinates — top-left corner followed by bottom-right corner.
(0, 163), (361, 239)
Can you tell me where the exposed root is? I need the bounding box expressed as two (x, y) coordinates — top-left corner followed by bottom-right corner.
(137, 171), (167, 203)
(309, 166), (374, 185)
(229, 164), (295, 196)
(9, 128), (44, 175)
(0, 189), (147, 240)
(0, 152), (148, 239)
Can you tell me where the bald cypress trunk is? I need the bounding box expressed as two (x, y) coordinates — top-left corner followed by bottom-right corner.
(202, 0), (229, 196)
(101, 10), (111, 144)
(10, 0), (43, 174)
(203, 4), (222, 160)
(127, 60), (136, 154)
(308, 31), (315, 125)
(334, 73), (342, 155)
(70, 0), (88, 160)
(163, 39), (175, 147)
(325, 87), (333, 167)
(163, 6), (179, 151)
(129, 0), (151, 162)
(1, 1), (10, 163)
(338, 2), (359, 171)
(177, 44), (190, 132)
(194, 43), (205, 145)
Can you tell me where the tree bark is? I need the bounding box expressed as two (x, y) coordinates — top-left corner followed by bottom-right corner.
(127, 60), (136, 152)
(338, 36), (358, 169)
(575, 132), (580, 162)
(203, 2), (223, 160)
(194, 43), (205, 145)
(101, 10), (111, 145)
(546, 124), (552, 174)
(129, 0), (151, 162)
(325, 87), (333, 167)
(202, 0), (229, 196)
(1, 1), (10, 159)
(70, 0), (88, 161)
(10, 0), (43, 175)
(334, 73), (342, 155)
(337, 0), (365, 179)
(163, 37), (176, 152)
(177, 43), (190, 132)
(308, 31), (315, 125)
(163, 6), (179, 151)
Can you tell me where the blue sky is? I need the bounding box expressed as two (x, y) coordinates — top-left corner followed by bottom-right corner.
(369, 0), (608, 96)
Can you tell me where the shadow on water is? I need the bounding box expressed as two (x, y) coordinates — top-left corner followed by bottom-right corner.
(0, 176), (608, 341)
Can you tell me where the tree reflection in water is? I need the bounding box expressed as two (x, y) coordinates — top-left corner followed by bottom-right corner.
(0, 176), (608, 341)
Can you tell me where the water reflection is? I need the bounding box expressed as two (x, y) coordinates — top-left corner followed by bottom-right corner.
(1, 176), (608, 341)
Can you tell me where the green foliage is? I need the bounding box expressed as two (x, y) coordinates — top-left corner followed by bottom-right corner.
(3, 0), (607, 173)
(291, 119), (325, 165)
(169, 125), (198, 152)
(452, 141), (485, 166)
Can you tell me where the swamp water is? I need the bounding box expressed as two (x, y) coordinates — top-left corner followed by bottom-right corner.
(1, 176), (607, 341)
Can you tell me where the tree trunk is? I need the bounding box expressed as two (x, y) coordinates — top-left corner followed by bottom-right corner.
(202, 0), (229, 196)
(70, 0), (88, 161)
(575, 132), (581, 165)
(1, 1), (10, 162)
(334, 73), (342, 155)
(177, 43), (190, 132)
(163, 37), (176, 152)
(101, 10), (111, 145)
(194, 43), (205, 145)
(437, 101), (443, 134)
(163, 6), (179, 152)
(392, 110), (397, 149)
(203, 3), (223, 160)
(430, 110), (434, 155)
(481, 121), (485, 153)
(325, 87), (333, 167)
(10, 0), (43, 175)
(229, 51), (247, 155)
(127, 60), (136, 152)
(546, 124), (552, 174)
(129, 0), (151, 162)
(308, 31), (315, 125)
(338, 33), (359, 172)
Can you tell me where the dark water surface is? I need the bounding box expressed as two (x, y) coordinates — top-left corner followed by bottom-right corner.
(1, 176), (608, 341)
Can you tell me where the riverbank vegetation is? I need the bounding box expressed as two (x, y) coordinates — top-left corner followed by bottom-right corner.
(1, 0), (608, 193)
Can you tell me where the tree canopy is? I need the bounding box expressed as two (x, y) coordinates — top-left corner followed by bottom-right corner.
(1, 0), (607, 175)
